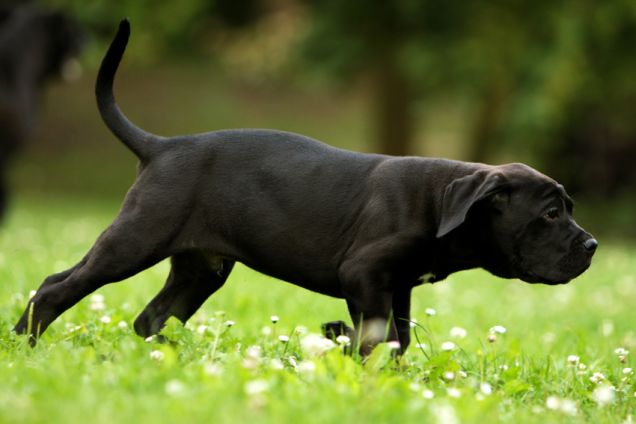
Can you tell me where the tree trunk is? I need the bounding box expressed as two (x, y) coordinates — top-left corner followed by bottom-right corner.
(371, 54), (414, 156)
(467, 78), (508, 163)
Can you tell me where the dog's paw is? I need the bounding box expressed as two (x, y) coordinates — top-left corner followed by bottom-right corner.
(321, 320), (355, 341)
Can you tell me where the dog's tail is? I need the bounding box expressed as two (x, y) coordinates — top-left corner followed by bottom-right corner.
(95, 19), (161, 161)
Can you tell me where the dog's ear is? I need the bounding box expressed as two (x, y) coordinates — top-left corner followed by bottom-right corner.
(436, 170), (508, 238)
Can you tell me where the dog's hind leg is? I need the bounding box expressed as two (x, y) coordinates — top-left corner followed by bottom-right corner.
(13, 210), (174, 341)
(133, 251), (234, 338)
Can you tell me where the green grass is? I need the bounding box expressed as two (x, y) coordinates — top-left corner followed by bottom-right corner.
(0, 193), (634, 423)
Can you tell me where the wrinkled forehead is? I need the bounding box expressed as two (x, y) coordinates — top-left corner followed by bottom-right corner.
(500, 164), (573, 208)
(545, 182), (573, 208)
(522, 180), (574, 210)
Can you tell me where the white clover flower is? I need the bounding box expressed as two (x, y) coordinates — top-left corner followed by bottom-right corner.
(623, 367), (633, 375)
(567, 355), (580, 365)
(278, 335), (290, 343)
(145, 335), (156, 343)
(409, 318), (418, 328)
(449, 326), (467, 339)
(64, 323), (81, 333)
(287, 356), (298, 369)
(270, 315), (279, 324)
(297, 360), (317, 375)
(531, 406), (545, 414)
(443, 371), (455, 381)
(409, 383), (421, 392)
(244, 379), (269, 396)
(615, 347), (629, 363)
(447, 387), (461, 398)
(165, 379), (186, 396)
(615, 347), (629, 356)
(261, 326), (272, 336)
(422, 389), (434, 399)
(203, 362), (223, 376)
(480, 382), (492, 396)
(546, 396), (561, 410)
(196, 325), (208, 335)
(457, 370), (467, 379)
(149, 350), (164, 362)
(425, 308), (437, 316)
(590, 372), (606, 384)
(89, 294), (106, 311)
(489, 325), (507, 334)
(387, 341), (401, 350)
(592, 384), (616, 406)
(542, 332), (556, 344)
(242, 346), (262, 370)
(431, 403), (459, 424)
(223, 320), (235, 327)
(440, 341), (456, 352)
(415, 343), (427, 350)
(118, 320), (128, 329)
(90, 294), (104, 302)
(300, 333), (336, 357)
(242, 357), (260, 370)
(560, 399), (578, 416)
(294, 326), (308, 335)
(99, 315), (111, 324)
(336, 335), (351, 346)
(269, 359), (284, 371)
(246, 345), (262, 359)
(601, 320), (614, 337)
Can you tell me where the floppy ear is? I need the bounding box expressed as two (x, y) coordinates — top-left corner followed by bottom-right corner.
(436, 170), (508, 238)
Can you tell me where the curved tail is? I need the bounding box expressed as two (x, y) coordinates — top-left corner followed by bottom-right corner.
(95, 19), (161, 161)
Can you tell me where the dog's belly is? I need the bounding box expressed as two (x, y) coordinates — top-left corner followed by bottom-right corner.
(237, 255), (346, 298)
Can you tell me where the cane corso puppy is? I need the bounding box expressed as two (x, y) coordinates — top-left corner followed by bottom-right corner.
(14, 20), (597, 354)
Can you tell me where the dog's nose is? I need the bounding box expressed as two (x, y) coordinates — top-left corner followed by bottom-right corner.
(583, 238), (598, 252)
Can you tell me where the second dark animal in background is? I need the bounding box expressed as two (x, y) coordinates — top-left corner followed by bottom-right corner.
(0, 5), (82, 218)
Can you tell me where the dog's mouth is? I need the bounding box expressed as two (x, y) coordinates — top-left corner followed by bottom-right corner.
(523, 272), (572, 285)
(515, 255), (592, 285)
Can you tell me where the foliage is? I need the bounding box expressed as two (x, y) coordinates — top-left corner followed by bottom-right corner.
(36, 0), (266, 62)
(0, 195), (635, 423)
(32, 0), (636, 193)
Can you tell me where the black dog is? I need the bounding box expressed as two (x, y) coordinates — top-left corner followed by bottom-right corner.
(15, 21), (597, 354)
(0, 5), (81, 218)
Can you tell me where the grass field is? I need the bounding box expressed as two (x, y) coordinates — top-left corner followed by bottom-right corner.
(0, 193), (633, 423)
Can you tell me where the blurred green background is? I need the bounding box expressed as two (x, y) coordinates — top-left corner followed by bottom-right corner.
(11, 0), (636, 238)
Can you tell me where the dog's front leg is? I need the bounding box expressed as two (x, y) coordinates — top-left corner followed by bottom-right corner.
(338, 234), (420, 356)
(345, 292), (398, 356)
(392, 288), (412, 353)
(341, 268), (399, 356)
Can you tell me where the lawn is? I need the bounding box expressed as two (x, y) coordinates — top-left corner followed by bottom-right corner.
(0, 193), (633, 423)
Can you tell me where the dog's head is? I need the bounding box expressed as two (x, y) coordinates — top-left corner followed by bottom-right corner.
(37, 9), (84, 80)
(437, 163), (597, 284)
(0, 6), (84, 81)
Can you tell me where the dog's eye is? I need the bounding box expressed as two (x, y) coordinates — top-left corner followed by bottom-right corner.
(544, 207), (559, 220)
